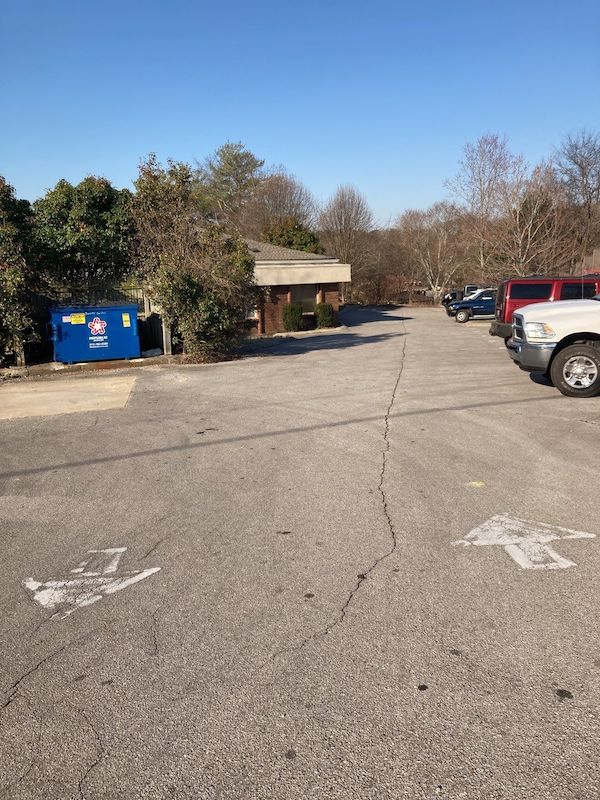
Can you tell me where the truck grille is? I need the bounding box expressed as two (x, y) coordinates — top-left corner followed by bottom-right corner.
(513, 314), (525, 340)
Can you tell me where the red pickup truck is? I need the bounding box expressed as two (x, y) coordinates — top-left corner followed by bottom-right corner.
(489, 275), (600, 340)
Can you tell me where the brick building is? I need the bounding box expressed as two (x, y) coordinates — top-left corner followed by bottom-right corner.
(246, 240), (351, 335)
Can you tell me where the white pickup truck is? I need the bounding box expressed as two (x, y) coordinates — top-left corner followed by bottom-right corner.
(507, 297), (600, 397)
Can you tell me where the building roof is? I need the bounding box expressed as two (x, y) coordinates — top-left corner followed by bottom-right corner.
(244, 238), (351, 287)
(245, 239), (337, 263)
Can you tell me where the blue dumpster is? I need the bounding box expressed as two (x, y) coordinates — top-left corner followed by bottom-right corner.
(51, 304), (141, 364)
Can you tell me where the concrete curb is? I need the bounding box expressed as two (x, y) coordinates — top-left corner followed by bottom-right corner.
(0, 354), (181, 382)
(1, 326), (351, 382)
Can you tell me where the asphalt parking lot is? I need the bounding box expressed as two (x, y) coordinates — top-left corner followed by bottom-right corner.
(1, 305), (599, 799)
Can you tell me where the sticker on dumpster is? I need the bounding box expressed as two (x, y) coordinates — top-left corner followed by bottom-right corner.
(122, 312), (131, 328)
(88, 317), (107, 335)
(23, 547), (161, 619)
(452, 514), (596, 570)
(71, 313), (86, 324)
(62, 315), (71, 323)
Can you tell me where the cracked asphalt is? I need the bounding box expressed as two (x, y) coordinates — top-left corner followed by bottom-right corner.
(1, 305), (600, 799)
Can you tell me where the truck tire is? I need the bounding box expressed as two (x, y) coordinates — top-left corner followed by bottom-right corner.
(455, 309), (470, 323)
(549, 343), (600, 398)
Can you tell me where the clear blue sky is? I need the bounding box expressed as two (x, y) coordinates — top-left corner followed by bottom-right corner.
(2, 0), (599, 222)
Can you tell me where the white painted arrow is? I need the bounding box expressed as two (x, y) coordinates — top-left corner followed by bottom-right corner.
(452, 514), (596, 570)
(69, 547), (127, 576)
(23, 548), (160, 618)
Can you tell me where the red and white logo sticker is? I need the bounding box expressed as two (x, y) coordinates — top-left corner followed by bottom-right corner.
(88, 317), (107, 336)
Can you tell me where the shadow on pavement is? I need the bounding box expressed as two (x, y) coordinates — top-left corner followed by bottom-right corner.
(529, 371), (553, 388)
(243, 330), (406, 358)
(1, 394), (562, 481)
(242, 305), (413, 358)
(340, 305), (414, 326)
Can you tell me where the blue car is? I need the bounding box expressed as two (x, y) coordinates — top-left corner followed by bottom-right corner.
(447, 288), (497, 323)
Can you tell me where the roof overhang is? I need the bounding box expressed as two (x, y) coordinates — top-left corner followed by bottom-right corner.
(254, 262), (351, 287)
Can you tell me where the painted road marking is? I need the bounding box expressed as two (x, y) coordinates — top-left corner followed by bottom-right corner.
(23, 547), (160, 618)
(452, 514), (596, 570)
(70, 547), (126, 576)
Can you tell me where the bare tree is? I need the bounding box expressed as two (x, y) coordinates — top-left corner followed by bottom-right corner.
(240, 170), (317, 237)
(368, 227), (407, 302)
(554, 130), (600, 262)
(396, 202), (465, 301)
(446, 134), (525, 282)
(344, 227), (392, 304)
(318, 185), (374, 297)
(492, 164), (581, 277)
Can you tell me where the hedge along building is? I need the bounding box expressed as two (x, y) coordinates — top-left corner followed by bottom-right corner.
(246, 240), (351, 334)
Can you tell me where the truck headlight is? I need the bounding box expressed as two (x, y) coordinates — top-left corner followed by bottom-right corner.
(524, 322), (556, 340)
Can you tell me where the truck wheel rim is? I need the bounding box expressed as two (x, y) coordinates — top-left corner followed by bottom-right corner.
(563, 356), (598, 389)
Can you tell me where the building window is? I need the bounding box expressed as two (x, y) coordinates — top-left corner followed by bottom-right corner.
(290, 284), (316, 312)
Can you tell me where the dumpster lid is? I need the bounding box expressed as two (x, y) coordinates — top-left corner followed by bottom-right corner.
(51, 303), (138, 314)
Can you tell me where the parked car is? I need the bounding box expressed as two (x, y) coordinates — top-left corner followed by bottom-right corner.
(490, 275), (600, 341)
(507, 295), (600, 397)
(442, 285), (480, 309)
(447, 289), (497, 323)
(442, 289), (464, 311)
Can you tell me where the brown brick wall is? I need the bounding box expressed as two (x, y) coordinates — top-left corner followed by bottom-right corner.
(321, 283), (341, 312)
(260, 283), (342, 334)
(262, 286), (290, 334)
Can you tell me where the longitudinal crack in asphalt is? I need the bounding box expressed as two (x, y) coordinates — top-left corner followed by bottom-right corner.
(149, 605), (162, 656)
(143, 537), (167, 559)
(1, 631), (96, 711)
(269, 325), (407, 662)
(0, 697), (42, 792)
(1, 644), (70, 710)
(77, 707), (105, 800)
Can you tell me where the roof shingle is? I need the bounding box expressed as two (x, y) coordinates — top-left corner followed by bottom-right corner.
(245, 239), (336, 262)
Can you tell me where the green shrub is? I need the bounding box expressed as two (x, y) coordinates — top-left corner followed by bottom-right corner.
(0, 258), (35, 367)
(315, 302), (335, 328)
(263, 218), (324, 254)
(147, 226), (259, 362)
(283, 302), (303, 332)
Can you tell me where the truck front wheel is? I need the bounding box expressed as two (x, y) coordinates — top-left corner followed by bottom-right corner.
(455, 309), (471, 323)
(550, 343), (600, 397)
